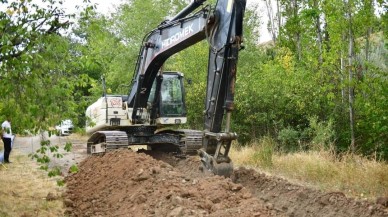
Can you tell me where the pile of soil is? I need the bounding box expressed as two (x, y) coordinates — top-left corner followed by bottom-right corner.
(64, 149), (388, 217)
(64, 150), (278, 217)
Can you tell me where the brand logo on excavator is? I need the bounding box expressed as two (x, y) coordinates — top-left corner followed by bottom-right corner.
(162, 23), (194, 49)
(109, 98), (122, 107)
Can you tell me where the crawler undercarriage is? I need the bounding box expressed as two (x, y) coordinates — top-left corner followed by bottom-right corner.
(87, 127), (203, 156)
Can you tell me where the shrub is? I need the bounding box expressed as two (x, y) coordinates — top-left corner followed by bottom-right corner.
(308, 116), (335, 151)
(252, 136), (275, 168)
(277, 127), (300, 152)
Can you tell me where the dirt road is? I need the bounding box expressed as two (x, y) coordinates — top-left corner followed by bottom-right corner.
(14, 135), (388, 216)
(15, 134), (88, 175)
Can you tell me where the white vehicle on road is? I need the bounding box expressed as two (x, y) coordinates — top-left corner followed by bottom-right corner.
(56, 119), (74, 136)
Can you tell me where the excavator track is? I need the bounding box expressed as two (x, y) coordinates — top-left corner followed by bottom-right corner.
(87, 129), (203, 155)
(87, 131), (129, 154)
(176, 129), (203, 154)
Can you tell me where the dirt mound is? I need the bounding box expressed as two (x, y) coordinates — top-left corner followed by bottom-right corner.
(64, 150), (277, 217)
(232, 167), (388, 217)
(64, 148), (387, 217)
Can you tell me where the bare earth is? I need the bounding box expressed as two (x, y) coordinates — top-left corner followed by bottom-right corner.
(15, 135), (388, 216)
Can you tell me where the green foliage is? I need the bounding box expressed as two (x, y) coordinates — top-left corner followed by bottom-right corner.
(64, 142), (73, 152)
(308, 116), (335, 151)
(29, 134), (75, 185)
(0, 0), (93, 132)
(57, 179), (65, 186)
(251, 137), (275, 168)
(48, 167), (62, 177)
(235, 45), (321, 144)
(73, 13), (132, 96)
(69, 164), (79, 174)
(278, 127), (300, 152)
(354, 64), (388, 159)
(0, 0), (72, 63)
(230, 0), (387, 160)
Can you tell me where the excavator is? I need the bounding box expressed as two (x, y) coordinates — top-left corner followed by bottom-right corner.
(85, 0), (246, 177)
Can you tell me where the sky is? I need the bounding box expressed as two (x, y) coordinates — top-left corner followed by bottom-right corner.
(0, 0), (270, 42)
(91, 0), (124, 13)
(60, 0), (272, 43)
(61, 0), (124, 15)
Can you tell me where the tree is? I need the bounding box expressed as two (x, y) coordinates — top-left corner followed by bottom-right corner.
(0, 0), (98, 181)
(0, 0), (70, 63)
(0, 0), (89, 131)
(280, 0), (302, 60)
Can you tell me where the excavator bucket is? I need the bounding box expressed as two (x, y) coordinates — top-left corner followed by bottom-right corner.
(211, 161), (234, 177)
(198, 149), (233, 177)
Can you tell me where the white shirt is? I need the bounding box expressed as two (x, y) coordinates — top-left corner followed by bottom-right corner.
(2, 120), (12, 138)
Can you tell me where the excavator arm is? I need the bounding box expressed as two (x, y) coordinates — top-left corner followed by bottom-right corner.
(128, 0), (246, 176)
(200, 0), (246, 176)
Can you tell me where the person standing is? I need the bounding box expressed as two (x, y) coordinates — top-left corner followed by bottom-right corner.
(1, 118), (12, 163)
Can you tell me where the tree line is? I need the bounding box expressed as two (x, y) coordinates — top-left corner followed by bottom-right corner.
(0, 0), (387, 159)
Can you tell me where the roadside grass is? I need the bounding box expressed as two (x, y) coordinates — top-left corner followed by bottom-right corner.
(229, 139), (388, 200)
(0, 145), (65, 217)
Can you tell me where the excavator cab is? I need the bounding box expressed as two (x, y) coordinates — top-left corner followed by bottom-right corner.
(160, 72), (187, 117)
(148, 72), (187, 125)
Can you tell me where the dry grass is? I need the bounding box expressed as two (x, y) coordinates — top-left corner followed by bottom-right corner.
(230, 141), (388, 200)
(0, 145), (65, 217)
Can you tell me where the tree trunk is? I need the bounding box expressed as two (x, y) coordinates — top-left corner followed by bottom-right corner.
(294, 0), (301, 60)
(364, 0), (373, 74)
(340, 33), (346, 103)
(265, 0), (277, 43)
(314, 0), (323, 66)
(347, 0), (356, 152)
(277, 0), (282, 41)
(365, 26), (371, 71)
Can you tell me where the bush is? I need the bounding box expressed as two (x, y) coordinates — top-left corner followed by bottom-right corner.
(277, 127), (300, 152)
(308, 116), (335, 151)
(251, 136), (275, 168)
